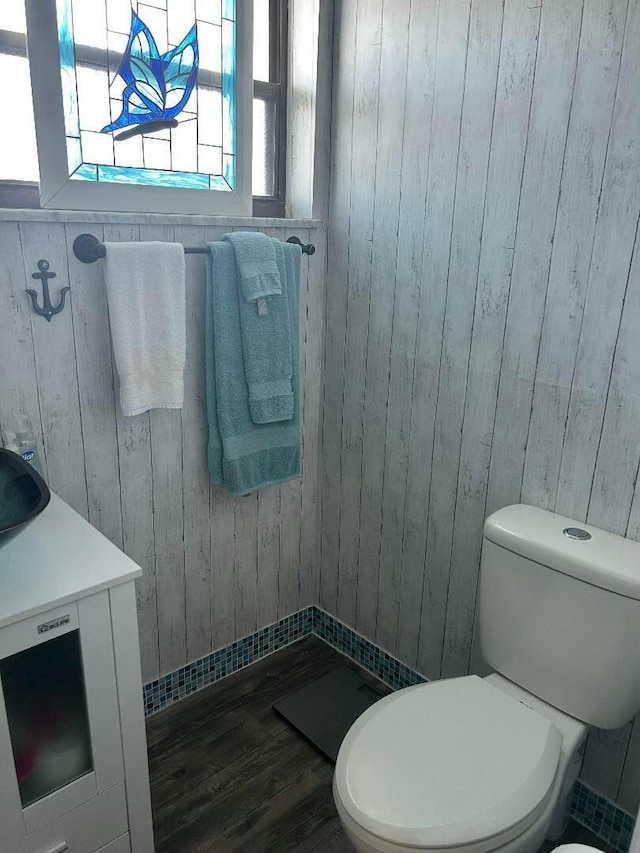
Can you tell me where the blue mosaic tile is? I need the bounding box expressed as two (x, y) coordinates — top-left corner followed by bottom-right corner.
(311, 606), (425, 691)
(571, 781), (635, 853)
(142, 607), (314, 715)
(141, 604), (635, 853)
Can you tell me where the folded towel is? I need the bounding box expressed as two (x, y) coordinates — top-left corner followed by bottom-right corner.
(228, 236), (295, 424)
(104, 241), (186, 417)
(223, 231), (281, 301)
(206, 241), (301, 496)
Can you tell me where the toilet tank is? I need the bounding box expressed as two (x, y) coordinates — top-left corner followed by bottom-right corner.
(479, 505), (640, 729)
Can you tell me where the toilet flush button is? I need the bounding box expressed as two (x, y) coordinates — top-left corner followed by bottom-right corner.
(563, 527), (592, 541)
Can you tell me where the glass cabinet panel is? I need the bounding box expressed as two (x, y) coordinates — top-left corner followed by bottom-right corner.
(0, 630), (93, 807)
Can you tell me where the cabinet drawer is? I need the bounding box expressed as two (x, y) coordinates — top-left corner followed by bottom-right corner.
(27, 783), (127, 853)
(96, 834), (130, 853)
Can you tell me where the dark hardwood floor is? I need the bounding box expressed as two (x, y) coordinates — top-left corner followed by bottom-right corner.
(146, 636), (358, 852)
(146, 635), (613, 853)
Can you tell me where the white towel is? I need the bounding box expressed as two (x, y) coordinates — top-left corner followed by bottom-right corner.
(104, 242), (186, 417)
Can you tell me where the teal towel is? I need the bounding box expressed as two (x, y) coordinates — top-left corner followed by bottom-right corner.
(223, 231), (281, 301)
(205, 241), (301, 496)
(236, 237), (295, 424)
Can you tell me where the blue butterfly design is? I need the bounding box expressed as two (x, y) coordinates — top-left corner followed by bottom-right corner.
(102, 11), (199, 139)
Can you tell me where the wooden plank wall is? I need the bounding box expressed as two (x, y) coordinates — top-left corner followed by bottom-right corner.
(0, 217), (325, 685)
(322, 0), (640, 810)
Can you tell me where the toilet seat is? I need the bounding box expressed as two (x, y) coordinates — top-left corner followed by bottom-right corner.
(334, 675), (563, 852)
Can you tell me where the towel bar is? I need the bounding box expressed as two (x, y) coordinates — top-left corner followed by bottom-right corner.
(72, 233), (316, 264)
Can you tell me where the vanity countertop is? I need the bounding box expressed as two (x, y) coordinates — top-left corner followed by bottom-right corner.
(0, 492), (142, 629)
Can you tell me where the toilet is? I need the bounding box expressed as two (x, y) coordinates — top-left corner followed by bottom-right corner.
(333, 504), (640, 853)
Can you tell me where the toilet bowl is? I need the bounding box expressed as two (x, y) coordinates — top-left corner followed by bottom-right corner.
(333, 505), (640, 853)
(334, 674), (587, 853)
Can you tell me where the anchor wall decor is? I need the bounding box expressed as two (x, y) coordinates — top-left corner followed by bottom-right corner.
(26, 259), (70, 322)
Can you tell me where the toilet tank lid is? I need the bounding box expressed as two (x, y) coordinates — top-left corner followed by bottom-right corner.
(484, 505), (640, 601)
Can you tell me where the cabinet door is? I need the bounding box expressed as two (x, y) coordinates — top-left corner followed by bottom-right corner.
(0, 591), (124, 837)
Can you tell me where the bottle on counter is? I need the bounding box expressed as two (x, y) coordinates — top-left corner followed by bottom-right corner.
(14, 417), (43, 475)
(3, 430), (20, 454)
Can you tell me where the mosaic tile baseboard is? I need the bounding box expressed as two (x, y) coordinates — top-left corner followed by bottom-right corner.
(313, 607), (425, 690)
(571, 781), (635, 852)
(142, 604), (636, 852)
(142, 607), (314, 715)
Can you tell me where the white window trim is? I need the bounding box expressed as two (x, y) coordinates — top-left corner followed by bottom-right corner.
(24, 0), (254, 216)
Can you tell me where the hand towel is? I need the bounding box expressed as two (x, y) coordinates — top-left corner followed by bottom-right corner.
(104, 241), (186, 417)
(223, 231), (281, 301)
(206, 241), (301, 496)
(230, 236), (295, 424)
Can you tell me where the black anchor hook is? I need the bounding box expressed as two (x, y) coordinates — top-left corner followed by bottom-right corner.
(26, 259), (70, 322)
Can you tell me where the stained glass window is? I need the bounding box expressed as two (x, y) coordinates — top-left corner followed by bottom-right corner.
(56, 0), (237, 191)
(2, 0), (287, 213)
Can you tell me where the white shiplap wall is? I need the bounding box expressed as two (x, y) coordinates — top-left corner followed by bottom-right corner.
(0, 216), (325, 684)
(322, 0), (640, 810)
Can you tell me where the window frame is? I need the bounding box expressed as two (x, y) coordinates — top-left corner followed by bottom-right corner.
(252, 0), (287, 218)
(0, 28), (38, 208)
(23, 0), (253, 215)
(0, 1), (289, 217)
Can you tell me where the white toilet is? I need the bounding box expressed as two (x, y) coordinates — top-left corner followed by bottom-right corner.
(333, 504), (640, 853)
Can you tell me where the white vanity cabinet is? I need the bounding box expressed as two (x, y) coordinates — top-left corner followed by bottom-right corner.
(0, 495), (154, 853)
